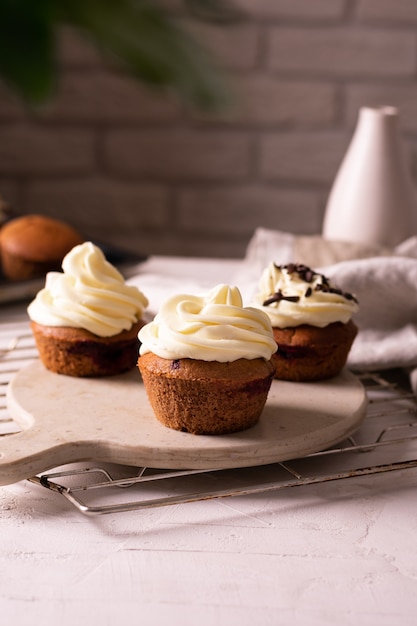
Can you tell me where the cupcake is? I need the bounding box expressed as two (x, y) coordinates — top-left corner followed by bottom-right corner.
(27, 241), (148, 377)
(251, 263), (359, 382)
(0, 214), (84, 281)
(138, 284), (277, 435)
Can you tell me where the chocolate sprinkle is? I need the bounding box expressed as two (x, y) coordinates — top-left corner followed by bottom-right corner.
(266, 262), (358, 305)
(263, 290), (300, 306)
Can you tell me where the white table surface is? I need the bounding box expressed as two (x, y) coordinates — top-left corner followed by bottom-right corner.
(1, 256), (417, 626)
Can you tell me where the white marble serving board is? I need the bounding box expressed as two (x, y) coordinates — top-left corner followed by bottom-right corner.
(0, 360), (367, 486)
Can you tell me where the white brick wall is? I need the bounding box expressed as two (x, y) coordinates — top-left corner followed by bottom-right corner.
(0, 0), (416, 258)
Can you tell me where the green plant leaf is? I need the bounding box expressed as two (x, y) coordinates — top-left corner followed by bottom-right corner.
(0, 0), (56, 103)
(0, 0), (236, 110)
(55, 0), (233, 110)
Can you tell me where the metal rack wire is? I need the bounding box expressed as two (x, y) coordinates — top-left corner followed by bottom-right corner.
(1, 326), (417, 516)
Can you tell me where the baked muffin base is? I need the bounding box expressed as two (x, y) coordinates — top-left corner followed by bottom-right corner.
(138, 354), (276, 435)
(272, 320), (358, 382)
(31, 320), (144, 377)
(2, 254), (63, 281)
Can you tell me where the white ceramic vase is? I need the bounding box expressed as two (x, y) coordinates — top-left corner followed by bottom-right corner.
(322, 106), (416, 247)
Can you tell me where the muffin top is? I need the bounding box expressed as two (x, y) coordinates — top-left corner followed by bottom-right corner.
(139, 283), (276, 362)
(251, 262), (358, 329)
(27, 241), (148, 337)
(0, 214), (83, 261)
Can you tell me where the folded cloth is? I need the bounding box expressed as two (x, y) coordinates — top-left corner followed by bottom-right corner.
(238, 228), (417, 386)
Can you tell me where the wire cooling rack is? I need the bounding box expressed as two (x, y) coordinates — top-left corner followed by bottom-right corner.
(1, 322), (417, 516)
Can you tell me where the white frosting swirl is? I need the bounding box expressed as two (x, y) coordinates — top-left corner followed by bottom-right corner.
(251, 262), (358, 328)
(27, 242), (148, 337)
(139, 284), (276, 362)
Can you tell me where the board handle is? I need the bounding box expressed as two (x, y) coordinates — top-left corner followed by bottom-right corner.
(0, 427), (73, 486)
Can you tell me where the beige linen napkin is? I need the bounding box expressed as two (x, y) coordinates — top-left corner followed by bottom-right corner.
(238, 228), (417, 381)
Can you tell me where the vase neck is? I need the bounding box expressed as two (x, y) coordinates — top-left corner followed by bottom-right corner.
(357, 106), (399, 131)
